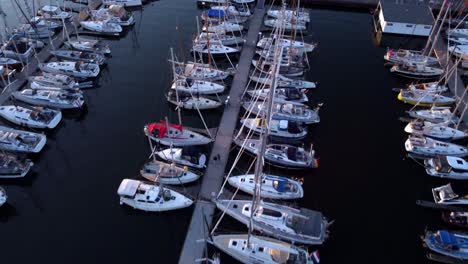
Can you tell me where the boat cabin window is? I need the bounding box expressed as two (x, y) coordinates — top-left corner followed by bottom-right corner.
(258, 247), (264, 252)
(231, 241), (237, 246)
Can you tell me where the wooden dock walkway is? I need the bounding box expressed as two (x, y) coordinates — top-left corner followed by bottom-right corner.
(0, 0), (102, 105)
(177, 1), (266, 263)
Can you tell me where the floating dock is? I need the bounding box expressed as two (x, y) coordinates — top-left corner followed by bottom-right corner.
(177, 1), (265, 263)
(0, 0), (102, 105)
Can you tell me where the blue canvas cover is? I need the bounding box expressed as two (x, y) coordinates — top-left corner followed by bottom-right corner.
(206, 9), (225, 18)
(273, 179), (287, 192)
(439, 230), (457, 246)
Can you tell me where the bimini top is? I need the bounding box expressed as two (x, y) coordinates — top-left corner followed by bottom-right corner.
(117, 179), (140, 196)
(205, 9), (226, 18)
(380, 0), (434, 25)
(147, 121), (183, 138)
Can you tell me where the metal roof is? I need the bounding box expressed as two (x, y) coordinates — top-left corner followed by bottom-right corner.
(380, 0), (434, 25)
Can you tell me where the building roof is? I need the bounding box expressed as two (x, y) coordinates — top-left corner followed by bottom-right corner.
(380, 0), (434, 25)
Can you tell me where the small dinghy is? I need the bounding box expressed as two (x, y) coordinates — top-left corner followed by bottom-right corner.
(390, 64), (443, 79)
(212, 234), (314, 264)
(103, 0), (143, 7)
(215, 199), (328, 245)
(404, 120), (467, 140)
(175, 61), (229, 81)
(257, 37), (315, 53)
(144, 121), (212, 146)
(192, 40), (240, 56)
(247, 88), (308, 103)
(156, 148), (206, 169)
(0, 153), (33, 178)
(91, 5), (135, 26)
(433, 184), (468, 206)
(0, 187), (6, 207)
(140, 160), (200, 185)
(404, 136), (468, 157)
(29, 73), (93, 90)
(171, 77), (225, 95)
(442, 211), (468, 228)
(397, 90), (455, 106)
(50, 50), (106, 65)
(250, 72), (316, 89)
(235, 137), (318, 169)
(0, 126), (46, 153)
(196, 32), (244, 46)
(167, 91), (222, 110)
(243, 100), (320, 124)
(65, 38), (111, 55)
(38, 5), (72, 20)
(383, 49), (438, 65)
(117, 179), (193, 212)
(408, 107), (459, 124)
(228, 174), (304, 199)
(12, 89), (85, 109)
(423, 230), (468, 260)
(264, 19), (307, 32)
(425, 156), (468, 180)
(0, 105), (61, 129)
(80, 20), (122, 34)
(203, 22), (243, 33)
(39, 61), (100, 78)
(241, 118), (308, 140)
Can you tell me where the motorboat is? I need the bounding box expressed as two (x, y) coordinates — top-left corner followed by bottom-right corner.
(257, 37), (316, 53)
(247, 88), (308, 103)
(235, 137), (318, 169)
(64, 38), (111, 55)
(117, 179), (193, 212)
(192, 40), (240, 56)
(404, 120), (468, 140)
(408, 107), (459, 124)
(0, 153), (33, 179)
(383, 49), (438, 65)
(38, 5), (72, 20)
(267, 9), (310, 23)
(228, 174), (304, 199)
(50, 50), (106, 65)
(423, 230), (468, 260)
(0, 105), (62, 129)
(404, 136), (468, 157)
(433, 184), (468, 206)
(212, 234), (315, 264)
(103, 0), (143, 7)
(264, 19), (307, 32)
(390, 64), (443, 79)
(29, 73), (93, 90)
(425, 156), (468, 180)
(167, 91), (223, 110)
(156, 148), (207, 169)
(250, 72), (316, 89)
(174, 61), (229, 81)
(215, 199), (328, 245)
(12, 89), (85, 109)
(243, 100), (320, 124)
(91, 5), (135, 26)
(80, 20), (122, 34)
(240, 118), (308, 140)
(171, 77), (225, 95)
(196, 32), (244, 46)
(0, 187), (6, 207)
(144, 121), (212, 146)
(203, 22), (243, 33)
(397, 90), (455, 106)
(0, 126), (46, 153)
(39, 61), (100, 78)
(140, 160), (200, 185)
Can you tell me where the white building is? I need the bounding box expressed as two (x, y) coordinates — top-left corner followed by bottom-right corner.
(374, 1), (434, 37)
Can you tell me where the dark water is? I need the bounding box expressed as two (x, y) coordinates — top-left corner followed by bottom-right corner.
(0, 2), (458, 263)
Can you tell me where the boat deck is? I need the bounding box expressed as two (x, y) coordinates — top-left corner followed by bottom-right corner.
(0, 0), (103, 105)
(177, 1), (266, 263)
(292, 208), (325, 237)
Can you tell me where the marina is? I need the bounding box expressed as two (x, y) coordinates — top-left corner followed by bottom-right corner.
(0, 0), (466, 264)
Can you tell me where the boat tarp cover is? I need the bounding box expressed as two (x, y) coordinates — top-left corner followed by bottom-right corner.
(439, 230), (458, 245)
(273, 178), (287, 192)
(148, 121), (183, 138)
(206, 10), (225, 18)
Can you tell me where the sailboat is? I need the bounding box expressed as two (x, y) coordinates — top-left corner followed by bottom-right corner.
(404, 120), (468, 140)
(167, 91), (223, 110)
(144, 120), (212, 146)
(242, 100), (320, 124)
(140, 160), (200, 185)
(156, 147), (207, 169)
(171, 77), (225, 95)
(257, 36), (315, 53)
(408, 107), (459, 124)
(0, 105), (62, 129)
(38, 5), (72, 20)
(397, 90), (455, 106)
(0, 153), (33, 179)
(404, 135), (468, 157)
(228, 174), (304, 199)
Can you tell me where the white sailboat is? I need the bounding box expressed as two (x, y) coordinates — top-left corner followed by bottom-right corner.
(140, 160), (200, 185)
(404, 135), (468, 157)
(228, 174), (304, 199)
(0, 105), (62, 129)
(404, 120), (468, 141)
(156, 148), (207, 169)
(39, 61), (100, 78)
(0, 126), (47, 153)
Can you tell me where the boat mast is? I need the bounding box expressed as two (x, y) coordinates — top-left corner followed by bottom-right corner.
(247, 3), (285, 247)
(170, 47), (182, 125)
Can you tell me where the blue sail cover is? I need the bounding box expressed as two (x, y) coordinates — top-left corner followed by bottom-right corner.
(439, 231), (457, 245)
(206, 9), (226, 18)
